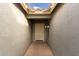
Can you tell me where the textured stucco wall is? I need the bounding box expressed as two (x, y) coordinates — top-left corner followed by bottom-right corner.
(48, 4), (79, 56)
(0, 4), (31, 56)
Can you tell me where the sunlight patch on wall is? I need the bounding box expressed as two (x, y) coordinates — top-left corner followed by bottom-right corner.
(10, 4), (29, 26)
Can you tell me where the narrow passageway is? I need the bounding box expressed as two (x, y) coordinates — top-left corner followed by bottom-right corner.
(25, 40), (53, 56)
(1, 3), (79, 56)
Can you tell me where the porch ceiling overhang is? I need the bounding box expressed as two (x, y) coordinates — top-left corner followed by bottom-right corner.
(21, 3), (57, 15)
(26, 14), (51, 19)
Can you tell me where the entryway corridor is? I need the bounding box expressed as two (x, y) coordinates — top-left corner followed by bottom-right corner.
(1, 3), (79, 56)
(24, 19), (53, 56)
(25, 40), (53, 56)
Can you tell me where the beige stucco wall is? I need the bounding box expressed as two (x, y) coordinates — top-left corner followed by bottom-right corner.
(0, 4), (31, 56)
(48, 4), (79, 56)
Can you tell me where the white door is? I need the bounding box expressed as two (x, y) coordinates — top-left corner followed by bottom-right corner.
(34, 23), (45, 41)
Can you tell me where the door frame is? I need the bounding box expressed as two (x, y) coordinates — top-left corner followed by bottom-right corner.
(33, 23), (45, 42)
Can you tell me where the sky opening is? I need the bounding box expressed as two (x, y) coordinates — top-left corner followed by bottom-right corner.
(28, 3), (51, 9)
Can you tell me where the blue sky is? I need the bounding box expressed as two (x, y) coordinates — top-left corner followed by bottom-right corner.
(28, 3), (50, 9)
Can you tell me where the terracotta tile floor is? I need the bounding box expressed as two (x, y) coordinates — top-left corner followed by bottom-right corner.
(25, 40), (53, 56)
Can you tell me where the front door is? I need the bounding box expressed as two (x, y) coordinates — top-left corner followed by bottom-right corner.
(34, 23), (45, 42)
